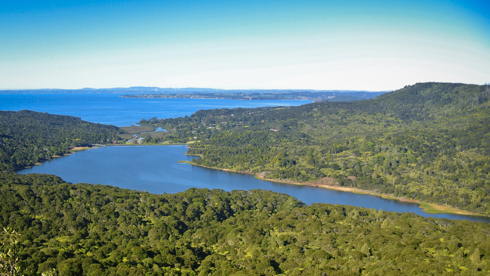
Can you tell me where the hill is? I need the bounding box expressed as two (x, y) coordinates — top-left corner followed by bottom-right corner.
(143, 83), (490, 215)
(0, 110), (126, 172)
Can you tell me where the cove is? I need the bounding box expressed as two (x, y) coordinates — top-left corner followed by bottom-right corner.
(19, 145), (490, 223)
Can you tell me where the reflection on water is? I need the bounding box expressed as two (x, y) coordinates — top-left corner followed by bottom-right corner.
(19, 145), (490, 223)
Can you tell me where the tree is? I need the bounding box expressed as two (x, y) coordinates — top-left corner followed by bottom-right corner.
(0, 228), (22, 276)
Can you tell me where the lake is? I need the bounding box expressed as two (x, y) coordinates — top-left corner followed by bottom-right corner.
(3, 93), (489, 222)
(18, 145), (489, 223)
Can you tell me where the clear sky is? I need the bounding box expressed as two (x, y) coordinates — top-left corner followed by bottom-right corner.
(1, 0), (489, 91)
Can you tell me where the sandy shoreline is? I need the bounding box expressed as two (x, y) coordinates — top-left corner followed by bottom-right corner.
(183, 161), (487, 218)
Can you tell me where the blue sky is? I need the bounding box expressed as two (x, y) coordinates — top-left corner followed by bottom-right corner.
(1, 0), (489, 90)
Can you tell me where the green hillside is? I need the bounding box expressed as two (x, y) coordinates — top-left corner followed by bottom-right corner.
(1, 173), (489, 275)
(144, 83), (490, 215)
(0, 110), (126, 172)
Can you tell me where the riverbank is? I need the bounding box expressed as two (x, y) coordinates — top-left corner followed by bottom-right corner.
(255, 175), (483, 217)
(182, 161), (487, 218)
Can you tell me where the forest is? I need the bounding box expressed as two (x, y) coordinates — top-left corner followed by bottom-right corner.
(0, 110), (126, 172)
(141, 83), (490, 215)
(1, 173), (489, 275)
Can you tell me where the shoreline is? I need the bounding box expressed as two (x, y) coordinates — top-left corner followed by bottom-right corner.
(19, 144), (487, 219)
(181, 161), (487, 218)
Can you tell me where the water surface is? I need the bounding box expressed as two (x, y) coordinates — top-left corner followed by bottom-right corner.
(19, 145), (490, 223)
(0, 93), (310, 126)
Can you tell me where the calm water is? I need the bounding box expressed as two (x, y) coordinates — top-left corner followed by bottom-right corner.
(19, 146), (490, 223)
(3, 93), (489, 222)
(0, 93), (310, 126)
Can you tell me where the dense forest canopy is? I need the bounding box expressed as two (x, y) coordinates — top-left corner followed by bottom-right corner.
(0, 110), (126, 172)
(1, 173), (489, 275)
(142, 83), (490, 215)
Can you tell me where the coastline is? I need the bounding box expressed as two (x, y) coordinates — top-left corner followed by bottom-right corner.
(181, 161), (487, 218)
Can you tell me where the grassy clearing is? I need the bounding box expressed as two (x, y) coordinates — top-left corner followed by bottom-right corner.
(145, 131), (167, 139)
(120, 125), (155, 134)
(119, 133), (134, 140)
(418, 202), (481, 216)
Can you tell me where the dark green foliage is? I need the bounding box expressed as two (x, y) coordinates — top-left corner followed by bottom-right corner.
(145, 83), (490, 215)
(0, 110), (125, 171)
(1, 173), (489, 275)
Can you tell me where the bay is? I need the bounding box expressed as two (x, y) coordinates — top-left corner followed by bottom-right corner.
(0, 93), (310, 126)
(19, 145), (490, 223)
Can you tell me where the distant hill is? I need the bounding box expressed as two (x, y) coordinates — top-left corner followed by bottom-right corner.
(144, 83), (490, 215)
